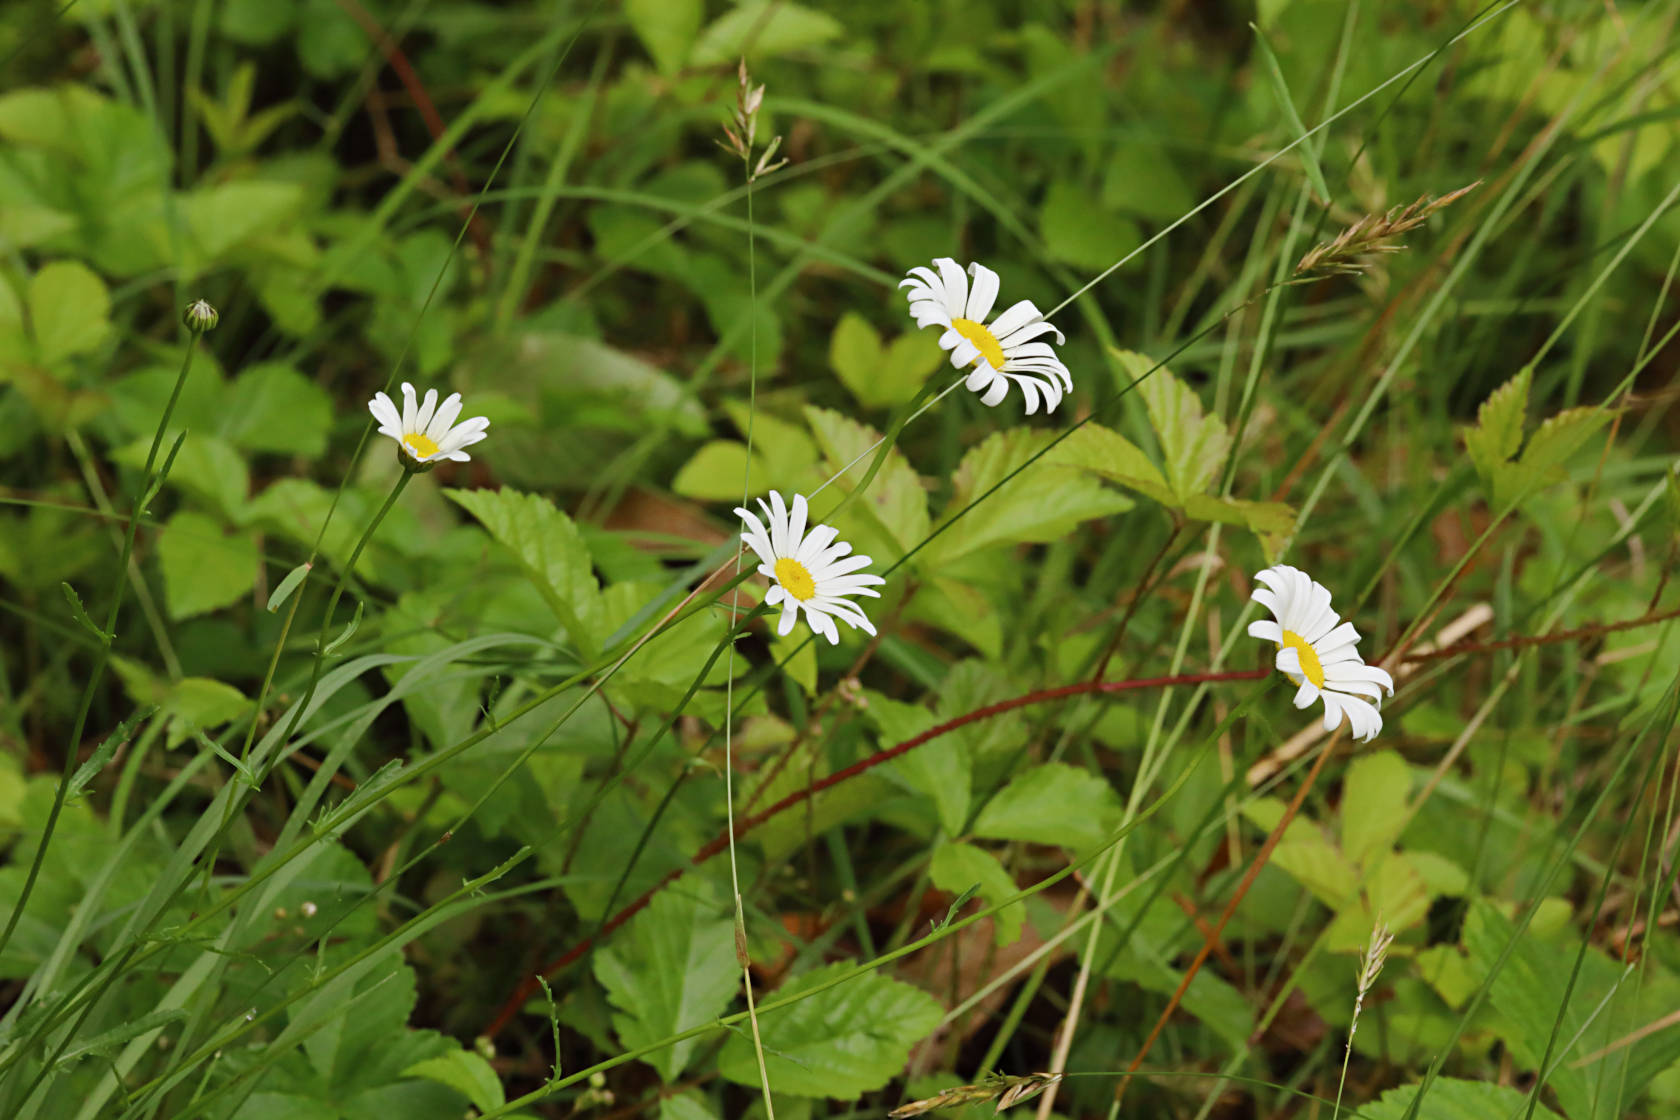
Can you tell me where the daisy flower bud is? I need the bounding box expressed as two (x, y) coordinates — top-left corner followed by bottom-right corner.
(183, 299), (219, 332)
(1247, 564), (1394, 741)
(899, 258), (1072, 415)
(367, 382), (490, 473)
(735, 491), (885, 644)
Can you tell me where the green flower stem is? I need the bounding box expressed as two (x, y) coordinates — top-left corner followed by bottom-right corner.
(269, 471), (411, 757)
(0, 321), (206, 962)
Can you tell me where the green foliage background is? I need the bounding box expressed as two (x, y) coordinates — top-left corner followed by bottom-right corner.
(2, 0), (1680, 1117)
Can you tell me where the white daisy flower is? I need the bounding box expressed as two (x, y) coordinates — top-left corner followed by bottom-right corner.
(899, 257), (1072, 415)
(368, 382), (490, 470)
(1246, 564), (1395, 742)
(735, 490), (885, 645)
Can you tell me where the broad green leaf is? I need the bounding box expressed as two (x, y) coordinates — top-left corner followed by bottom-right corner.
(1339, 750), (1410, 868)
(672, 440), (767, 501)
(1510, 405), (1610, 494)
(1039, 177), (1140, 271)
(182, 180), (304, 267)
(723, 401), (818, 480)
(692, 1), (842, 65)
(1051, 422), (1173, 504)
(804, 406), (930, 559)
(110, 656), (251, 749)
(1363, 1077), (1561, 1119)
(220, 361), (334, 456)
(29, 261), (110, 365)
(1101, 140), (1194, 220)
(113, 433), (249, 519)
(1180, 493), (1295, 540)
(972, 763), (1123, 852)
(829, 312), (915, 409)
(594, 882), (738, 1081)
(1462, 366), (1529, 492)
(625, 0), (702, 74)
(928, 840), (1023, 946)
(1113, 350), (1230, 501)
(157, 511), (258, 620)
(903, 577), (1003, 659)
(266, 561), (311, 612)
(927, 428), (1131, 562)
(717, 963), (943, 1097)
(446, 488), (602, 655)
(1463, 900), (1680, 1119)
(661, 1094), (720, 1120)
(1242, 797), (1356, 907)
(867, 692), (966, 836)
(402, 1050), (505, 1112)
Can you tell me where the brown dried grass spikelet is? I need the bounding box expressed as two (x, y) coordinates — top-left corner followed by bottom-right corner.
(1296, 182), (1481, 278)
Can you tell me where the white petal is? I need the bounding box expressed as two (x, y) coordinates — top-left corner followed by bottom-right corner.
(400, 382), (418, 433)
(1315, 621), (1361, 652)
(979, 377), (1009, 407)
(1293, 678), (1320, 709)
(965, 261), (1000, 321)
(368, 392), (400, 430)
(414, 388), (439, 434)
(777, 601), (800, 637)
(934, 257), (968, 318)
(1275, 644), (1303, 678)
(995, 317), (1065, 348)
(986, 299), (1044, 340)
(1247, 620), (1283, 643)
(767, 491), (790, 557)
(427, 393), (464, 439)
(786, 493), (809, 555)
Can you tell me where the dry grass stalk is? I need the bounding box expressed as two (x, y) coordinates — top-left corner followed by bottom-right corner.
(888, 1071), (1062, 1117)
(1296, 182), (1481, 277)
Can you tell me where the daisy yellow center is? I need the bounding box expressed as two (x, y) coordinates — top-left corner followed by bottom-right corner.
(774, 556), (817, 602)
(403, 431), (440, 458)
(951, 317), (1007, 371)
(1278, 629), (1325, 688)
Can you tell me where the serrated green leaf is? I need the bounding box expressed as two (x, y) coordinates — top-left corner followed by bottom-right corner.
(1340, 750), (1410, 868)
(625, 0), (702, 74)
(672, 440), (767, 501)
(60, 581), (111, 642)
(929, 840), (1023, 946)
(157, 511), (258, 620)
(114, 433), (249, 519)
(1362, 1077), (1562, 1119)
(928, 428), (1132, 562)
(446, 487), (602, 656)
(1463, 900), (1680, 1119)
(867, 692), (966, 835)
(67, 706), (152, 801)
(1462, 366), (1530, 492)
(972, 763), (1123, 852)
(804, 406), (930, 559)
(1113, 350), (1230, 501)
(1510, 405), (1610, 492)
(28, 260), (110, 366)
(1050, 422), (1173, 504)
(1242, 796), (1356, 907)
(594, 882), (737, 1081)
(717, 963), (943, 1097)
(402, 1050), (505, 1112)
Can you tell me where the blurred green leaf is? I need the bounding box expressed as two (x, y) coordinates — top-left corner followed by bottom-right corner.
(626, 0), (703, 74)
(1340, 750), (1411, 868)
(110, 656), (251, 749)
(716, 963), (942, 1097)
(673, 440), (767, 501)
(828, 311), (938, 409)
(595, 881), (737, 1081)
(1039, 178), (1140, 271)
(1252, 23), (1329, 202)
(28, 260), (109, 365)
(867, 691), (965, 835)
(805, 406), (931, 559)
(693, 1), (842, 65)
(157, 511), (257, 620)
(220, 362), (335, 456)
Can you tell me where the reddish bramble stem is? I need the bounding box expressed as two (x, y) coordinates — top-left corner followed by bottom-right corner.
(482, 667), (1269, 1039)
